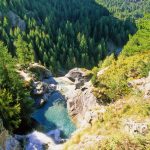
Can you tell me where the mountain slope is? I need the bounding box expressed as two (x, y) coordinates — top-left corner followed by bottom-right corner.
(0, 0), (135, 72)
(64, 14), (150, 150)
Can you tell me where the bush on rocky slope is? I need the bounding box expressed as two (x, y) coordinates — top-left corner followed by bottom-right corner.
(93, 52), (150, 101)
(64, 95), (150, 150)
(92, 14), (150, 101)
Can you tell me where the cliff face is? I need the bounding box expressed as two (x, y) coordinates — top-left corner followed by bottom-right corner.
(55, 68), (99, 127)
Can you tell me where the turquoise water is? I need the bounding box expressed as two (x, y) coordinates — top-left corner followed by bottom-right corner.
(32, 92), (76, 138)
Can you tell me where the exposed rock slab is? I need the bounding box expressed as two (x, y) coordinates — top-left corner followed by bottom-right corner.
(67, 81), (98, 125)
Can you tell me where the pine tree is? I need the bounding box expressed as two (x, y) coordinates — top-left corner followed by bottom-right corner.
(0, 41), (33, 131)
(14, 35), (34, 64)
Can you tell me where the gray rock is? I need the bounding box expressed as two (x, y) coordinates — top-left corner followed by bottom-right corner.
(5, 137), (21, 150)
(124, 119), (149, 135)
(65, 68), (90, 82)
(33, 82), (48, 95)
(33, 81), (56, 96)
(65, 68), (84, 81)
(80, 107), (106, 127)
(74, 78), (84, 89)
(33, 81), (56, 107)
(56, 69), (98, 126)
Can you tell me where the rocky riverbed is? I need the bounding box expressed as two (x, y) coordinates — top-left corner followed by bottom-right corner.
(2, 64), (98, 150)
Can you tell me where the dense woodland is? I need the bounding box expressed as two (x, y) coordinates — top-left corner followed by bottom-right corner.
(0, 0), (150, 134)
(0, 0), (136, 72)
(96, 0), (150, 20)
(0, 42), (33, 132)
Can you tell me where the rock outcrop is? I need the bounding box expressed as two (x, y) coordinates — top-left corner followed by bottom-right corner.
(17, 70), (32, 83)
(65, 68), (86, 81)
(17, 63), (54, 107)
(124, 118), (149, 135)
(57, 68), (98, 126)
(33, 81), (56, 96)
(129, 72), (150, 99)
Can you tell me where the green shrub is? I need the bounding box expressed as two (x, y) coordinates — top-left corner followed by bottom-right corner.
(93, 51), (150, 100)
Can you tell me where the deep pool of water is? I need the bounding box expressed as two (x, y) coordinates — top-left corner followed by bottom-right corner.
(32, 91), (76, 138)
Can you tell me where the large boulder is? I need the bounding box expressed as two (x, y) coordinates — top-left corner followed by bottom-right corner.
(33, 81), (56, 95)
(33, 81), (48, 95)
(65, 68), (91, 82)
(7, 11), (26, 31)
(32, 81), (57, 107)
(17, 70), (32, 83)
(65, 68), (84, 81)
(5, 137), (21, 150)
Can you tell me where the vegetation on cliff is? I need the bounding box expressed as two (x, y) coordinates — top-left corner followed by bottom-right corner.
(0, 42), (33, 132)
(64, 14), (150, 150)
(92, 14), (150, 101)
(64, 95), (150, 150)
